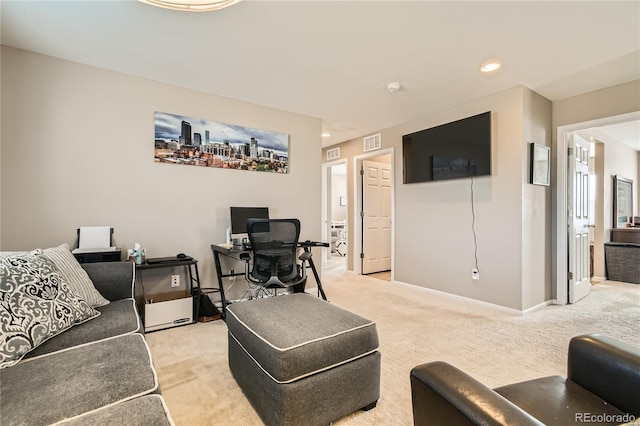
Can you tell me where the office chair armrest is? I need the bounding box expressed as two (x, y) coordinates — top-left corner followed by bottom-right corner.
(299, 252), (312, 262)
(239, 253), (251, 262)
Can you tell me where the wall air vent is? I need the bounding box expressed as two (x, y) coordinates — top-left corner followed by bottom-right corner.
(363, 133), (382, 152)
(326, 147), (341, 160)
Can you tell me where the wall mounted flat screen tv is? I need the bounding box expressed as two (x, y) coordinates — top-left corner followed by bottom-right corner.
(402, 111), (491, 184)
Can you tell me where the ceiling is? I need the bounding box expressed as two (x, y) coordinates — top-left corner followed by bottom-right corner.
(576, 119), (640, 152)
(1, 1), (639, 148)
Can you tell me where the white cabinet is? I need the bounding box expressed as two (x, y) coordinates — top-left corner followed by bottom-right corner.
(144, 291), (193, 332)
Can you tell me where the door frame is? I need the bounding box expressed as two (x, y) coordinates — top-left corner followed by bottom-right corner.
(352, 147), (395, 276)
(321, 159), (347, 266)
(554, 111), (639, 304)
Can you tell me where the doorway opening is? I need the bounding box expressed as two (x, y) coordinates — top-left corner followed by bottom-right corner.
(353, 148), (395, 279)
(554, 111), (640, 304)
(322, 160), (348, 276)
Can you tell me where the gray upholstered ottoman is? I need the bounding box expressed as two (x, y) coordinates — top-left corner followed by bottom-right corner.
(226, 293), (380, 426)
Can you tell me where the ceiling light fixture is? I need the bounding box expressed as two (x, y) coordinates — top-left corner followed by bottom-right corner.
(139, 0), (243, 12)
(480, 60), (502, 73)
(321, 132), (332, 138)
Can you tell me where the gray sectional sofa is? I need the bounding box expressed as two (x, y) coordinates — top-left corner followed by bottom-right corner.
(0, 251), (174, 426)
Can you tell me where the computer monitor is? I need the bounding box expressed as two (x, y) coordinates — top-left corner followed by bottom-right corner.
(230, 207), (270, 242)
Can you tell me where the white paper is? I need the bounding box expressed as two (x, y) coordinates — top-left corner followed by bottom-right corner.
(78, 226), (112, 249)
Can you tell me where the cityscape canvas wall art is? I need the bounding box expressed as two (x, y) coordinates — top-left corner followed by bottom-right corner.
(153, 112), (290, 173)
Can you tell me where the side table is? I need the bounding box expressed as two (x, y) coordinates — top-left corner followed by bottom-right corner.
(136, 258), (202, 332)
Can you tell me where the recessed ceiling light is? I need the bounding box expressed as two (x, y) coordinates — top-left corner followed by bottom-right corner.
(321, 132), (331, 138)
(480, 60), (502, 73)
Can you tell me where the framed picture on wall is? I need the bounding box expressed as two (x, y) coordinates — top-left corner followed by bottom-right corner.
(153, 111), (290, 173)
(530, 143), (550, 186)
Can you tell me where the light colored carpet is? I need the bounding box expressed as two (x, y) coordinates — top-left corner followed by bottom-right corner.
(146, 272), (640, 426)
(367, 271), (391, 281)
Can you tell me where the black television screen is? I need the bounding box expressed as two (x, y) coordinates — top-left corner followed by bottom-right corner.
(402, 111), (491, 183)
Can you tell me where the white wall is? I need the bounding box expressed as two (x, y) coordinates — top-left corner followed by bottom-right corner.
(552, 81), (640, 129)
(322, 80), (639, 311)
(521, 89), (553, 308)
(0, 46), (323, 298)
(587, 142), (638, 280)
(331, 172), (347, 222)
(553, 80), (640, 285)
(593, 142), (606, 278)
(393, 88), (524, 309)
(0, 44), (2, 247)
(392, 87), (551, 311)
(603, 141), (639, 234)
(590, 139), (638, 278)
(323, 86), (552, 311)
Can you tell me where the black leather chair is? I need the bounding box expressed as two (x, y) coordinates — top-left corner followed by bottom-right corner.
(240, 218), (311, 296)
(410, 334), (640, 425)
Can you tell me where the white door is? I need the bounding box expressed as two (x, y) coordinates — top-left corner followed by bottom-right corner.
(568, 134), (591, 303)
(362, 159), (392, 274)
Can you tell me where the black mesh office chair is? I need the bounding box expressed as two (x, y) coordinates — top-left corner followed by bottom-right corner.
(239, 218), (311, 294)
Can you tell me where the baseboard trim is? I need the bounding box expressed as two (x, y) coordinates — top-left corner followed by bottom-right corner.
(392, 280), (552, 316)
(522, 299), (554, 315)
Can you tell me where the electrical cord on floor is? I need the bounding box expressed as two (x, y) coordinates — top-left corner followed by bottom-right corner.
(225, 275), (237, 293)
(239, 290), (254, 301)
(471, 177), (480, 272)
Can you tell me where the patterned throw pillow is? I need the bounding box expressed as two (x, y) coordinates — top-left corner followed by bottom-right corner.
(41, 244), (110, 307)
(0, 253), (100, 368)
(0, 251), (26, 260)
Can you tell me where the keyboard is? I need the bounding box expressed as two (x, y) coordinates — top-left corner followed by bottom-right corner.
(146, 256), (192, 264)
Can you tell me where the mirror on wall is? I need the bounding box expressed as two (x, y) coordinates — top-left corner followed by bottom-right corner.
(613, 175), (633, 228)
